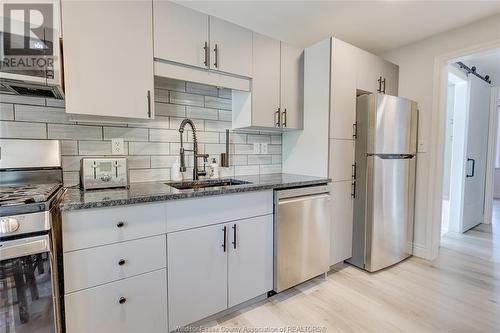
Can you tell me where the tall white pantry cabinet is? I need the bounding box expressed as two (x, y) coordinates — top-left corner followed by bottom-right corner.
(282, 37), (399, 266)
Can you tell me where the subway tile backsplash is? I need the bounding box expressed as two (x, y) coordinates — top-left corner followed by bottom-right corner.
(0, 78), (282, 186)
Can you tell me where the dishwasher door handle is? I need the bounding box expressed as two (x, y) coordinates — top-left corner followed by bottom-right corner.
(278, 193), (330, 205)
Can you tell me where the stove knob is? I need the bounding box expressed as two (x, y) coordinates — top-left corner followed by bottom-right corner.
(0, 218), (20, 234)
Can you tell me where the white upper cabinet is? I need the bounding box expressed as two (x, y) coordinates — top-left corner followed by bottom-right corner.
(209, 17), (253, 77)
(153, 2), (252, 78)
(356, 48), (399, 96)
(280, 42), (304, 130)
(330, 38), (357, 139)
(62, 1), (155, 119)
(154, 1), (209, 69)
(251, 32), (281, 128)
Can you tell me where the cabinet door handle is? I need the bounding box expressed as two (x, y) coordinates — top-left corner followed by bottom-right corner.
(222, 226), (227, 252)
(147, 90), (152, 118)
(203, 41), (209, 67)
(213, 43), (219, 68)
(352, 122), (358, 139)
(351, 181), (356, 198)
(381, 78), (386, 94)
(282, 108), (287, 128)
(377, 76), (382, 93)
(275, 108), (281, 127)
(118, 259), (126, 266)
(116, 221), (125, 228)
(466, 158), (475, 177)
(352, 163), (357, 180)
(119, 297), (127, 304)
(232, 224), (237, 249)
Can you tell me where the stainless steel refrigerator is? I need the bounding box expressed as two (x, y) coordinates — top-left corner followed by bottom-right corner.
(348, 93), (418, 272)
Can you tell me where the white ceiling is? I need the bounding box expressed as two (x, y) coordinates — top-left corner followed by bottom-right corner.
(461, 49), (500, 86)
(177, 1), (500, 54)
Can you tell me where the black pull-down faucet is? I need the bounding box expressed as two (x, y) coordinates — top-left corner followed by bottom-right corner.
(178, 118), (209, 180)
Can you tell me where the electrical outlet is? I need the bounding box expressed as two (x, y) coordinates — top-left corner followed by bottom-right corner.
(112, 138), (125, 155)
(253, 142), (260, 154)
(261, 143), (268, 154)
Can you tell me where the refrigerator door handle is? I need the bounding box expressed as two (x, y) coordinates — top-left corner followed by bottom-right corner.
(371, 154), (415, 160)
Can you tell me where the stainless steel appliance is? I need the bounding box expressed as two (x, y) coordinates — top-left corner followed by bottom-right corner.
(274, 185), (331, 293)
(0, 139), (64, 333)
(80, 158), (128, 190)
(348, 93), (418, 272)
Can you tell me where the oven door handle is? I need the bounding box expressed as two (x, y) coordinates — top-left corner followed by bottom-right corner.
(0, 235), (50, 261)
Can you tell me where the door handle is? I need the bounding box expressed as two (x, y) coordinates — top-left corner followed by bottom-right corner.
(232, 224), (237, 249)
(222, 226), (227, 252)
(275, 108), (281, 127)
(352, 122), (358, 139)
(213, 43), (219, 68)
(381, 78), (386, 94)
(352, 163), (356, 180)
(377, 76), (382, 93)
(351, 181), (356, 199)
(147, 90), (152, 118)
(466, 158), (475, 177)
(203, 41), (209, 68)
(282, 108), (287, 127)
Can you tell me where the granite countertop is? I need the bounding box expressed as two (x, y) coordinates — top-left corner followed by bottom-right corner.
(59, 173), (330, 211)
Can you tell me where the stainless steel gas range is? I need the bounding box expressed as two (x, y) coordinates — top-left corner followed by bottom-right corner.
(0, 139), (65, 333)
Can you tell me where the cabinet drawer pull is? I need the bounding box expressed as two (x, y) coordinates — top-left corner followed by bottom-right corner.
(282, 108), (287, 127)
(119, 297), (127, 304)
(118, 259), (126, 266)
(116, 221), (125, 228)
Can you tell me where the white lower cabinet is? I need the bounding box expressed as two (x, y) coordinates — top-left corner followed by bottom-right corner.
(330, 181), (354, 265)
(167, 214), (273, 330)
(167, 223), (228, 331)
(65, 269), (167, 333)
(228, 215), (273, 307)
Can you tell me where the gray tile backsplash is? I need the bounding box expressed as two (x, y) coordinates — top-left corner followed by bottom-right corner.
(0, 78), (282, 186)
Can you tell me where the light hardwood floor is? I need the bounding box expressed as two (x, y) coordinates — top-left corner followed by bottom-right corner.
(206, 201), (500, 333)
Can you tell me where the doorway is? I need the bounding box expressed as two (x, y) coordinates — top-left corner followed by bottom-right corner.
(440, 50), (500, 241)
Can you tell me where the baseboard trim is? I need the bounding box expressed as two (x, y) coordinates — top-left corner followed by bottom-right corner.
(413, 243), (431, 260)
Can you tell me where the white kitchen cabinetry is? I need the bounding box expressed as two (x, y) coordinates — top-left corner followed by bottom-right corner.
(65, 269), (167, 333)
(62, 1), (154, 119)
(167, 223), (228, 331)
(280, 42), (304, 130)
(329, 139), (355, 182)
(233, 36), (304, 131)
(154, 1), (252, 78)
(356, 48), (399, 96)
(167, 216), (273, 330)
(329, 181), (354, 265)
(154, 1), (209, 69)
(227, 215), (273, 307)
(210, 17), (253, 77)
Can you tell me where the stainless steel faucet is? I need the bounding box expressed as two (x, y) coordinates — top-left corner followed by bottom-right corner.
(179, 118), (209, 180)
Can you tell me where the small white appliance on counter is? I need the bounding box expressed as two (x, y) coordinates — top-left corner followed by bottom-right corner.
(80, 158), (128, 190)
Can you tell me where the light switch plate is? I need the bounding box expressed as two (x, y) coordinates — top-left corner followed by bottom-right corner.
(112, 138), (125, 155)
(253, 142), (260, 154)
(261, 143), (268, 154)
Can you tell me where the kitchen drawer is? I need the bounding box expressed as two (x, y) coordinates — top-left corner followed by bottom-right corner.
(62, 203), (167, 251)
(64, 235), (166, 293)
(65, 269), (167, 333)
(166, 190), (273, 233)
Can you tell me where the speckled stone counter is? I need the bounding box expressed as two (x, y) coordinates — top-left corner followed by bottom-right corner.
(59, 173), (330, 211)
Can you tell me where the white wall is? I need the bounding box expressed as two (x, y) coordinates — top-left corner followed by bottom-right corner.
(382, 14), (500, 258)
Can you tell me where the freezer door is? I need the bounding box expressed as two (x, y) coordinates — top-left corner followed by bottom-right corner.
(365, 155), (415, 272)
(368, 94), (418, 155)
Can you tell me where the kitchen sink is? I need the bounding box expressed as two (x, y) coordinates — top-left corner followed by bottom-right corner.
(166, 179), (252, 190)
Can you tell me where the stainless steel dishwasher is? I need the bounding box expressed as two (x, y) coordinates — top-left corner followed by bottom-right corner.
(274, 184), (331, 293)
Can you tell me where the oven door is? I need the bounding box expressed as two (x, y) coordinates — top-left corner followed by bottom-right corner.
(0, 235), (55, 333)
